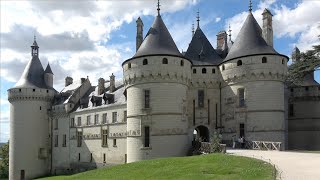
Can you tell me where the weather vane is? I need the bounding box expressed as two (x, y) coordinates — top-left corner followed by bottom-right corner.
(157, 0), (161, 15)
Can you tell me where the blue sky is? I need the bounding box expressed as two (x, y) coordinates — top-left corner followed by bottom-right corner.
(0, 0), (319, 142)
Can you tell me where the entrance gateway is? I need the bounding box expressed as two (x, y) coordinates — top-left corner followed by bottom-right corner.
(193, 125), (209, 142)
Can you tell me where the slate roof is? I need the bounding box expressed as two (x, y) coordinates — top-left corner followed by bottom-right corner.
(14, 55), (48, 89)
(224, 12), (279, 61)
(185, 27), (222, 65)
(132, 15), (183, 58)
(44, 63), (54, 74)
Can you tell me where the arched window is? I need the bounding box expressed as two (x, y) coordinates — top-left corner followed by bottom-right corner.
(128, 63), (131, 69)
(262, 57), (267, 63)
(193, 69), (197, 74)
(202, 68), (207, 74)
(282, 59), (284, 64)
(162, 58), (168, 64)
(143, 59), (148, 65)
(222, 65), (225, 71)
(237, 60), (242, 66)
(180, 60), (184, 66)
(212, 68), (215, 74)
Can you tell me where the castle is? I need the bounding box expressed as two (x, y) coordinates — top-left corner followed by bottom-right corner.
(8, 2), (320, 179)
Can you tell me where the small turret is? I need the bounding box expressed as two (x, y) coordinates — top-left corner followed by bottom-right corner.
(136, 17), (144, 52)
(109, 73), (115, 93)
(65, 76), (73, 87)
(98, 78), (105, 95)
(44, 63), (54, 88)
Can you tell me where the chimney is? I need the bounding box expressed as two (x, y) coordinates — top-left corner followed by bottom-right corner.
(81, 78), (86, 84)
(98, 78), (105, 95)
(216, 31), (228, 51)
(291, 47), (301, 63)
(136, 17), (144, 52)
(109, 73), (115, 93)
(262, 8), (273, 47)
(65, 76), (73, 87)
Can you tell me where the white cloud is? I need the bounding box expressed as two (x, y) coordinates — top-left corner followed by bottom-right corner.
(215, 17), (221, 23)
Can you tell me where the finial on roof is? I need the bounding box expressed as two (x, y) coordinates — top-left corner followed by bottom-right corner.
(157, 0), (161, 16)
(228, 24), (232, 42)
(192, 23), (195, 37)
(196, 10), (200, 28)
(249, 0), (253, 12)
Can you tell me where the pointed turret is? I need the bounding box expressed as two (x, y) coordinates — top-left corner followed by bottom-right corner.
(44, 63), (54, 88)
(44, 63), (53, 74)
(224, 12), (278, 61)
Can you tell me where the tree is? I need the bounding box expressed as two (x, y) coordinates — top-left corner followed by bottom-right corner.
(286, 45), (320, 84)
(0, 142), (9, 178)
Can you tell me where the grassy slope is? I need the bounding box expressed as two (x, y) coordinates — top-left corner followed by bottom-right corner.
(40, 154), (273, 180)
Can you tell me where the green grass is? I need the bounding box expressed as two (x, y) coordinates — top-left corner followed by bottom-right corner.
(39, 154), (273, 180)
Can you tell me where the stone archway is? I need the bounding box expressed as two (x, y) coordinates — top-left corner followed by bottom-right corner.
(193, 125), (210, 142)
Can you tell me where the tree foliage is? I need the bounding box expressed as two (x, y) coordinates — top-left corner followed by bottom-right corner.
(0, 142), (9, 178)
(287, 45), (320, 84)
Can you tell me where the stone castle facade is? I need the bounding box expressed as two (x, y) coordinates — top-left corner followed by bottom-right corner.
(8, 4), (320, 179)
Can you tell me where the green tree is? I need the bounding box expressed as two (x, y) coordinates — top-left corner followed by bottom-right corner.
(0, 142), (9, 178)
(287, 45), (320, 84)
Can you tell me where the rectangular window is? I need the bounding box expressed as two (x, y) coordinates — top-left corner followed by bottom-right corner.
(144, 90), (150, 108)
(113, 139), (117, 147)
(78, 153), (81, 162)
(54, 119), (58, 130)
(240, 123), (245, 138)
(62, 134), (67, 147)
(71, 118), (75, 127)
(103, 153), (106, 163)
(77, 117), (81, 126)
(198, 90), (204, 107)
(124, 111), (127, 122)
(144, 126), (150, 147)
(90, 153), (93, 162)
(102, 130), (108, 147)
(289, 104), (294, 117)
(238, 88), (245, 107)
(77, 131), (83, 147)
(87, 115), (91, 125)
(94, 114), (99, 125)
(102, 113), (107, 124)
(54, 135), (58, 147)
(112, 112), (117, 123)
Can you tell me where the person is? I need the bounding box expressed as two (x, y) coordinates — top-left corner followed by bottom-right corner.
(239, 136), (244, 149)
(232, 135), (236, 149)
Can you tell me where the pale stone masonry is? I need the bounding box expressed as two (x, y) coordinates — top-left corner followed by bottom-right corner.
(8, 3), (320, 180)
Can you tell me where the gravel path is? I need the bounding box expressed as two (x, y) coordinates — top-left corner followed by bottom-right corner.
(227, 149), (320, 180)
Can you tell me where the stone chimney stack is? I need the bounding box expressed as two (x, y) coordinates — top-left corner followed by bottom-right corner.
(98, 78), (105, 95)
(216, 31), (228, 50)
(109, 73), (115, 93)
(292, 47), (301, 63)
(65, 76), (73, 87)
(262, 8), (273, 47)
(136, 17), (144, 52)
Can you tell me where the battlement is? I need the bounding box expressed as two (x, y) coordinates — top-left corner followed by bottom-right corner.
(8, 87), (55, 102)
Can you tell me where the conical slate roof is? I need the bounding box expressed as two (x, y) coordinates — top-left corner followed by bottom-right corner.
(224, 12), (278, 61)
(14, 56), (47, 89)
(185, 27), (222, 65)
(133, 15), (183, 58)
(44, 63), (54, 74)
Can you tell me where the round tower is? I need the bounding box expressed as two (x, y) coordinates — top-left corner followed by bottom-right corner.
(8, 39), (55, 179)
(123, 5), (191, 163)
(220, 8), (288, 149)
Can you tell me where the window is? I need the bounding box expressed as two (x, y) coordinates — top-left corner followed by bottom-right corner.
(54, 119), (58, 130)
(289, 104), (294, 117)
(113, 139), (117, 147)
(19, 89), (21, 92)
(87, 115), (91, 125)
(193, 69), (196, 74)
(47, 90), (49, 93)
(102, 113), (107, 124)
(40, 106), (42, 110)
(124, 111), (127, 122)
(143, 59), (148, 65)
(238, 88), (245, 107)
(262, 57), (267, 63)
(62, 134), (67, 147)
(77, 131), (83, 147)
(102, 130), (108, 147)
(33, 89), (35, 92)
(78, 153), (81, 162)
(305, 87), (309, 91)
(90, 153), (93, 162)
(144, 90), (150, 108)
(94, 114), (99, 125)
(77, 117), (81, 126)
(54, 135), (58, 147)
(180, 60), (184, 66)
(237, 60), (242, 66)
(103, 153), (106, 163)
(290, 88), (294, 93)
(282, 59), (284, 64)
(112, 112), (117, 123)
(202, 68), (207, 74)
(240, 123), (245, 138)
(144, 126), (150, 147)
(71, 118), (75, 127)
(162, 58), (168, 64)
(212, 68), (215, 74)
(222, 65), (225, 71)
(128, 63), (131, 69)
(198, 90), (204, 108)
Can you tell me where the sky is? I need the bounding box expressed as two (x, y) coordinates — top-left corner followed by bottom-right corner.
(0, 0), (319, 143)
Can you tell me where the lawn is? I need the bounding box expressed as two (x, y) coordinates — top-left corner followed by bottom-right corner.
(39, 154), (274, 180)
